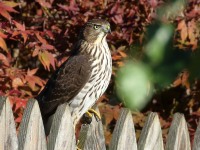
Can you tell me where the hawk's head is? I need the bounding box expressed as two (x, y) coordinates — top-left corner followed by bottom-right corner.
(80, 19), (111, 44)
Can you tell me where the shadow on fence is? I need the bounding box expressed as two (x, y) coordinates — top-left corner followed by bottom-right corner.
(0, 96), (199, 150)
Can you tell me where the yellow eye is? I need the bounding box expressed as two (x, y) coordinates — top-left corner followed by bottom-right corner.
(94, 25), (100, 30)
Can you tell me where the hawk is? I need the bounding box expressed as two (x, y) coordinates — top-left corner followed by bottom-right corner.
(36, 19), (112, 130)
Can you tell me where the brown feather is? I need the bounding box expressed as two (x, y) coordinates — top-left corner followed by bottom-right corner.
(36, 54), (92, 118)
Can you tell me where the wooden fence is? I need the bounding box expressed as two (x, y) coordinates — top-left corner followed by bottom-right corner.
(0, 96), (200, 150)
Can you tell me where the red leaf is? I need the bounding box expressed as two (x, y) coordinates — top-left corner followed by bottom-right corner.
(177, 20), (186, 30)
(45, 30), (54, 39)
(22, 32), (28, 43)
(27, 68), (38, 76)
(41, 44), (55, 50)
(118, 50), (127, 58)
(177, 20), (188, 42)
(26, 74), (45, 90)
(12, 78), (24, 88)
(35, 32), (47, 44)
(0, 53), (9, 66)
(9, 90), (21, 96)
(33, 76), (45, 87)
(0, 31), (7, 38)
(13, 20), (25, 31)
(57, 0), (79, 14)
(36, 0), (52, 8)
(188, 20), (199, 50)
(26, 76), (36, 90)
(15, 98), (27, 110)
(0, 10), (12, 21)
(0, 37), (8, 53)
(12, 30), (20, 37)
(0, 3), (18, 13)
(149, 0), (158, 8)
(15, 115), (22, 123)
(110, 3), (119, 15)
(0, 2), (19, 21)
(112, 55), (122, 61)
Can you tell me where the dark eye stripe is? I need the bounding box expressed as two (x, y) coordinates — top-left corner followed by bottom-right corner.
(87, 22), (101, 27)
(94, 24), (101, 28)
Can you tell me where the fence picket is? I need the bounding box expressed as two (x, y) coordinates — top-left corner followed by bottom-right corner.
(165, 113), (191, 150)
(138, 112), (164, 150)
(18, 99), (47, 150)
(0, 96), (200, 149)
(0, 96), (18, 150)
(47, 103), (76, 150)
(109, 108), (137, 150)
(78, 105), (106, 150)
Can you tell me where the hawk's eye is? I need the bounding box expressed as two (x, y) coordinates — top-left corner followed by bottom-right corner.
(93, 25), (100, 30)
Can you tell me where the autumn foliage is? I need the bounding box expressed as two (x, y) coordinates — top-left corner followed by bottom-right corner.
(0, 0), (199, 145)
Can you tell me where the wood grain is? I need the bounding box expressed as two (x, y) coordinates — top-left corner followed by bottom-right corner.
(110, 108), (137, 150)
(138, 112), (164, 150)
(18, 99), (47, 150)
(1, 96), (200, 150)
(165, 113), (191, 150)
(0, 96), (18, 150)
(78, 105), (106, 150)
(47, 103), (76, 150)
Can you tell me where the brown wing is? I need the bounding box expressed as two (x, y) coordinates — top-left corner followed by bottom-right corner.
(36, 54), (91, 118)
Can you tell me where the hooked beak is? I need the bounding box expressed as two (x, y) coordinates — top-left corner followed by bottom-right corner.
(102, 25), (111, 33)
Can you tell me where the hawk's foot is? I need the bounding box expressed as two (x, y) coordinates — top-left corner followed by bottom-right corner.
(87, 108), (101, 120)
(81, 109), (101, 124)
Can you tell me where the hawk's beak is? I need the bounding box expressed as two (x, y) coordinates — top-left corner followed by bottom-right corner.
(102, 25), (111, 33)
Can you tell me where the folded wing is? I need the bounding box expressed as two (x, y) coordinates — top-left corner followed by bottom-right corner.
(36, 54), (92, 118)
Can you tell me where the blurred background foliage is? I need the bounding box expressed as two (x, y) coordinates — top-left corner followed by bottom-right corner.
(0, 0), (199, 145)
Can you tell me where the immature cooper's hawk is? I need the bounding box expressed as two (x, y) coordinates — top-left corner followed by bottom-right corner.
(36, 19), (112, 129)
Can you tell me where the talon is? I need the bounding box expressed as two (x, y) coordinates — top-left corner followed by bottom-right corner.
(88, 108), (101, 120)
(85, 111), (93, 118)
(76, 140), (82, 150)
(77, 146), (82, 150)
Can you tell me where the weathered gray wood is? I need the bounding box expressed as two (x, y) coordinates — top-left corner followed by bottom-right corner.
(192, 120), (200, 150)
(165, 113), (191, 150)
(47, 103), (76, 150)
(109, 108), (137, 150)
(138, 112), (163, 150)
(78, 124), (89, 149)
(78, 105), (106, 150)
(0, 96), (18, 150)
(18, 99), (47, 150)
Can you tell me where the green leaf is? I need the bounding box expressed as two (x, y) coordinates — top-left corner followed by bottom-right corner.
(116, 62), (153, 110)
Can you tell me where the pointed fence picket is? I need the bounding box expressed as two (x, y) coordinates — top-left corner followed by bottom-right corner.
(0, 96), (199, 150)
(78, 105), (106, 150)
(0, 96), (18, 150)
(18, 99), (47, 150)
(138, 112), (164, 150)
(47, 103), (76, 150)
(109, 108), (137, 150)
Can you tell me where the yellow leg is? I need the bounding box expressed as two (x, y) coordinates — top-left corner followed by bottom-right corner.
(87, 108), (101, 120)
